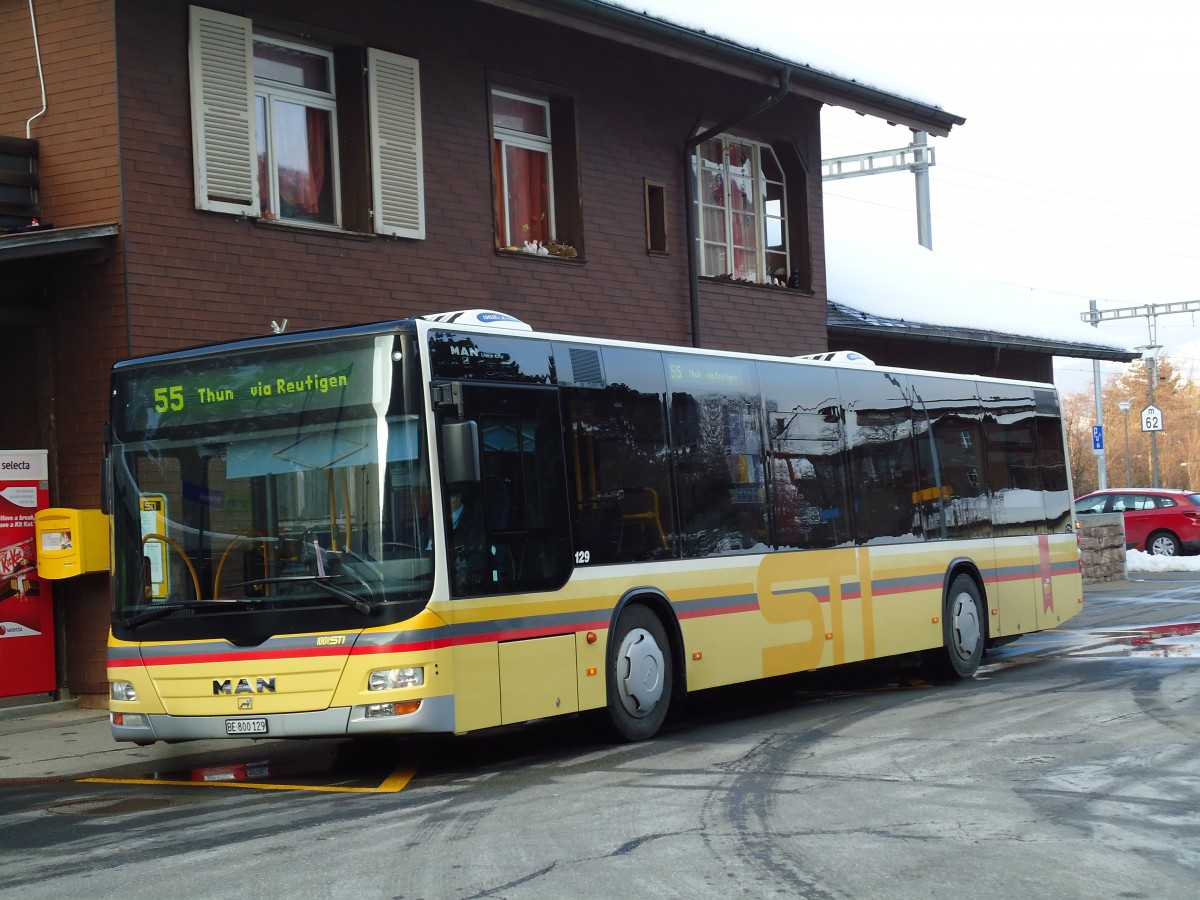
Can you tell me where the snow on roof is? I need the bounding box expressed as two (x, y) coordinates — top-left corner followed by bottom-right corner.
(598, 0), (941, 107)
(826, 232), (1133, 353)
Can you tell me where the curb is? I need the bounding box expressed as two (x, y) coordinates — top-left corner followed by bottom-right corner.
(0, 698), (80, 723)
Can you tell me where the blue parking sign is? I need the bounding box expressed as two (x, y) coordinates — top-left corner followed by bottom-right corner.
(1092, 425), (1104, 450)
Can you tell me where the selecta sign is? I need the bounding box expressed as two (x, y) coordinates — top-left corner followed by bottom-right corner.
(0, 450), (55, 698)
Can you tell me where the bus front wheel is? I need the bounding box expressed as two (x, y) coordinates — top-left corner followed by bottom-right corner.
(607, 605), (672, 741)
(922, 574), (985, 680)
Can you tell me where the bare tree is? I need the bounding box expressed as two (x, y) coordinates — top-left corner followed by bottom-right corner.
(1063, 355), (1200, 495)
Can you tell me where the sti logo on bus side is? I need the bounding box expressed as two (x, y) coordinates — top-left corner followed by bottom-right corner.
(213, 677), (277, 695)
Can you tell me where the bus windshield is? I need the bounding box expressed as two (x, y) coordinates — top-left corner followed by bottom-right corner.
(108, 330), (433, 637)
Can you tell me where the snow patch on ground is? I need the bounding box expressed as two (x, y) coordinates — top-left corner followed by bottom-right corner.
(1125, 550), (1200, 573)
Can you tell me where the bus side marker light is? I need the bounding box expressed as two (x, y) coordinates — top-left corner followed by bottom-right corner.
(825, 632), (833, 640)
(692, 651), (702, 660)
(931, 617), (940, 624)
(586, 667), (597, 676)
(586, 632), (597, 644)
(991, 608), (999, 616)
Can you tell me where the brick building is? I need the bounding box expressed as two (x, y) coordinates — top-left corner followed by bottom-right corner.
(0, 0), (1006, 703)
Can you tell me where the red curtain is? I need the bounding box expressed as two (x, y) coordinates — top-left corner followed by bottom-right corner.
(277, 107), (327, 216)
(498, 143), (549, 245)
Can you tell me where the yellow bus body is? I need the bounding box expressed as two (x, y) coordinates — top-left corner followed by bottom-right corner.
(109, 533), (1080, 735)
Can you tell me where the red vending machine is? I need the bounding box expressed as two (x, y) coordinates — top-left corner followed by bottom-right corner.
(0, 449), (56, 697)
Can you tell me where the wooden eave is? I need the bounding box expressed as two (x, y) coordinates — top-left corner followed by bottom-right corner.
(476, 0), (965, 136)
(0, 222), (119, 269)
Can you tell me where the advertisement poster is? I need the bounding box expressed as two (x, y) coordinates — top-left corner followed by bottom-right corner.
(0, 449), (55, 697)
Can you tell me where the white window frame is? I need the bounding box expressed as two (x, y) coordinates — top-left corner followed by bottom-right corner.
(492, 89), (556, 248)
(188, 5), (424, 239)
(253, 35), (341, 228)
(694, 135), (789, 283)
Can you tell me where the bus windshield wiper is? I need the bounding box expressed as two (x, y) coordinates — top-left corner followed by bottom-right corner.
(122, 603), (193, 628)
(232, 575), (377, 614)
(121, 599), (261, 628)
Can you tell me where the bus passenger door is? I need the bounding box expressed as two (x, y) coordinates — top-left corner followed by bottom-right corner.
(447, 384), (573, 598)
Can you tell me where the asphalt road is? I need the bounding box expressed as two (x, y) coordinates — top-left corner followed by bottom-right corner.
(1, 574), (1197, 899)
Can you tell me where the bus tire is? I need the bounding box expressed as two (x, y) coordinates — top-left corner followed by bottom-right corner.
(922, 573), (985, 680)
(607, 605), (672, 741)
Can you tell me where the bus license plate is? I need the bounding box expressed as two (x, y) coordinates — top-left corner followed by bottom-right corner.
(225, 718), (268, 736)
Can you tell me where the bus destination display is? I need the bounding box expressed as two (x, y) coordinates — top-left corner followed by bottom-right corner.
(117, 343), (379, 436)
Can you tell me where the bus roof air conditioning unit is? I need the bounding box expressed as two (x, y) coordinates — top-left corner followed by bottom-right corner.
(794, 350), (874, 366)
(421, 310), (532, 330)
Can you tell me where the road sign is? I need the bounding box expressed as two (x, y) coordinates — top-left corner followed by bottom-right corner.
(1091, 425), (1104, 451)
(1141, 404), (1163, 432)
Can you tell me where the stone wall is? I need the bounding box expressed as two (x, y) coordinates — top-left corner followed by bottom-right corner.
(1078, 513), (1127, 583)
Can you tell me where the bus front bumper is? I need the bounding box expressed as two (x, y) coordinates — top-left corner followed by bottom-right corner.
(110, 695), (456, 743)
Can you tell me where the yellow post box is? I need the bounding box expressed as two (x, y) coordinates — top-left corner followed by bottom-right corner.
(34, 508), (111, 578)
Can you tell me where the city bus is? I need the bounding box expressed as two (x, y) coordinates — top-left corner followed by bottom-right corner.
(106, 310), (1082, 744)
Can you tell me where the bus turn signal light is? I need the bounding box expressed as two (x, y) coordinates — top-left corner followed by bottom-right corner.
(365, 700), (422, 718)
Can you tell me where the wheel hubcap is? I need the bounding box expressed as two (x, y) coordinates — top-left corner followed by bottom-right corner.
(950, 591), (981, 660)
(1151, 536), (1177, 555)
(616, 627), (664, 718)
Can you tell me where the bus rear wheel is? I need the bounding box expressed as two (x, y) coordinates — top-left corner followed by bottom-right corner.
(921, 574), (984, 681)
(607, 605), (672, 741)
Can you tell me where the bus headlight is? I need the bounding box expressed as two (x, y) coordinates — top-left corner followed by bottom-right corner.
(110, 681), (137, 702)
(368, 667), (424, 691)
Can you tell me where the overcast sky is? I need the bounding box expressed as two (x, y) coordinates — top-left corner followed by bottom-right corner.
(610, 0), (1200, 394)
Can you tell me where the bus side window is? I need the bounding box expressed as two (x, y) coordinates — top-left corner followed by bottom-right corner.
(982, 384), (1045, 535)
(910, 374), (988, 541)
(665, 352), (766, 557)
(559, 346), (676, 563)
(1034, 388), (1072, 533)
(757, 361), (850, 550)
(838, 368), (921, 545)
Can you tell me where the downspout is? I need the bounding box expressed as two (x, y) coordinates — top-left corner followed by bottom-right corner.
(25, 0), (48, 138)
(683, 67), (791, 348)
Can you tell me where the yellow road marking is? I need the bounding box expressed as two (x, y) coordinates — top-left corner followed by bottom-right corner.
(79, 761), (422, 794)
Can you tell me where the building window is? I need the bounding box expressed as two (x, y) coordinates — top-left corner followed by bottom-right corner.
(189, 5), (424, 238)
(487, 79), (583, 258)
(253, 38), (339, 226)
(645, 180), (668, 254)
(694, 135), (789, 284)
(492, 90), (554, 249)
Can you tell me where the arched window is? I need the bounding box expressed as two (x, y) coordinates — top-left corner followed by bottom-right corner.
(694, 135), (790, 284)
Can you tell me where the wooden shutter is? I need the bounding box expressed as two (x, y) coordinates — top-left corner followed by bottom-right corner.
(188, 6), (258, 215)
(368, 49), (425, 239)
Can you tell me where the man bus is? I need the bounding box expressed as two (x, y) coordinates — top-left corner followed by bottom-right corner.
(106, 310), (1081, 744)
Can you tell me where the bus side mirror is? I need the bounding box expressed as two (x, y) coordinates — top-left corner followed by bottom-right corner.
(442, 420), (481, 484)
(101, 420), (111, 515)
